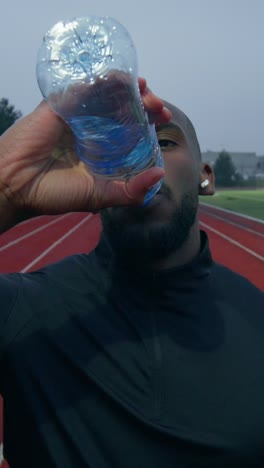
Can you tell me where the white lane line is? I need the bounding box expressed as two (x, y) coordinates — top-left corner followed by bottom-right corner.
(200, 221), (264, 262)
(0, 213), (72, 253)
(200, 210), (264, 239)
(200, 202), (264, 225)
(20, 214), (93, 273)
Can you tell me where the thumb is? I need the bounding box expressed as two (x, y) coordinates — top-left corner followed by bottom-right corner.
(125, 167), (164, 203)
(98, 167), (164, 209)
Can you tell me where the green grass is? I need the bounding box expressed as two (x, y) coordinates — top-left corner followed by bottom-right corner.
(199, 189), (264, 221)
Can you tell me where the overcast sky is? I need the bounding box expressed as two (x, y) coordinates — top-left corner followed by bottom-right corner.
(1, 0), (263, 155)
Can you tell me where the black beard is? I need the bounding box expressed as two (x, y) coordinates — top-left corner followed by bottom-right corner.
(100, 185), (198, 269)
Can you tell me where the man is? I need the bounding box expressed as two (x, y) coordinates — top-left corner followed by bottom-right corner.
(0, 79), (264, 467)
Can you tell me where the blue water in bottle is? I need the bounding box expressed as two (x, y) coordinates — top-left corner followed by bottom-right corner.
(67, 115), (163, 204)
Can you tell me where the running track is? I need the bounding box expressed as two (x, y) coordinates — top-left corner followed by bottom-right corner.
(0, 204), (263, 467)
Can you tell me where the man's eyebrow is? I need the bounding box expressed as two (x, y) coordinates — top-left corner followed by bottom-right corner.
(156, 122), (185, 135)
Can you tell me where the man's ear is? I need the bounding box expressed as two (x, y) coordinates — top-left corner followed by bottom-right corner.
(199, 163), (215, 196)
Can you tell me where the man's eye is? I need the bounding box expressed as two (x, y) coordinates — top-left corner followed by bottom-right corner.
(158, 139), (178, 148)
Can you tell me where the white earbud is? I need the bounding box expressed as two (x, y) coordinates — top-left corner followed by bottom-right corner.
(200, 179), (209, 188)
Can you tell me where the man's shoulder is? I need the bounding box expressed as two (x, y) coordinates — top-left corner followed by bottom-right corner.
(0, 250), (99, 310)
(212, 261), (264, 302)
(0, 251), (103, 351)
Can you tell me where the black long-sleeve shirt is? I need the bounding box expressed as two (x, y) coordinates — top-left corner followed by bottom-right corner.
(0, 231), (264, 467)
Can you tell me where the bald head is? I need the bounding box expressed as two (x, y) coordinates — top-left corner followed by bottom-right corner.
(161, 100), (201, 163)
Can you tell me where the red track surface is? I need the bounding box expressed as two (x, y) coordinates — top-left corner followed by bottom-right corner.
(199, 204), (264, 290)
(0, 205), (263, 466)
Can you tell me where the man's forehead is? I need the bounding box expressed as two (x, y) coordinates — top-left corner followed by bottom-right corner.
(162, 100), (189, 134)
(156, 102), (188, 144)
(158, 99), (201, 162)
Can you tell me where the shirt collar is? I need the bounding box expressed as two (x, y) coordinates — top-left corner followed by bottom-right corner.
(95, 230), (213, 289)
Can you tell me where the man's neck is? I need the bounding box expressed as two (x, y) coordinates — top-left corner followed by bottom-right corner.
(151, 221), (201, 271)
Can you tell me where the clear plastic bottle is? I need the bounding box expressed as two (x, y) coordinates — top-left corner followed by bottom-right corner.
(36, 16), (163, 205)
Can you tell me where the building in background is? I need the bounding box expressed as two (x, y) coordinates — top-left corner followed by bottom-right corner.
(202, 151), (264, 180)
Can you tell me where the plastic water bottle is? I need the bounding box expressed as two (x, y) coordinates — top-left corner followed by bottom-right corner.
(36, 16), (163, 205)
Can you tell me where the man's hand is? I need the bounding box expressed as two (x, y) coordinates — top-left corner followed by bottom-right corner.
(0, 78), (171, 224)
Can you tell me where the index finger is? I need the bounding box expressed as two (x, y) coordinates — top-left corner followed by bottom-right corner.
(138, 78), (172, 124)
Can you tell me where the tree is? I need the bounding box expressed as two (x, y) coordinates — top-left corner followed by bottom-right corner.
(0, 98), (22, 136)
(214, 150), (237, 187)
